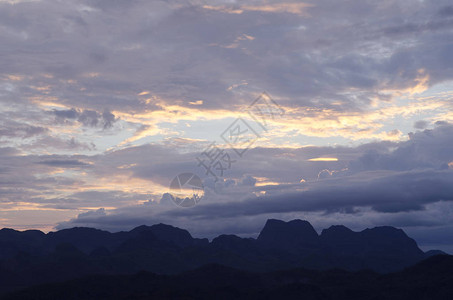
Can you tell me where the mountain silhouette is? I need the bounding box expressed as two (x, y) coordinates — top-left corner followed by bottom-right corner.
(0, 219), (446, 296)
(258, 219), (319, 249)
(3, 254), (452, 300)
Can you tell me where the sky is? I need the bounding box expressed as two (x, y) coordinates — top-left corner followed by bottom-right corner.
(1, 0), (453, 253)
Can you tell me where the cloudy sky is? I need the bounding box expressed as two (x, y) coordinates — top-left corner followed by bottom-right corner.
(1, 0), (453, 252)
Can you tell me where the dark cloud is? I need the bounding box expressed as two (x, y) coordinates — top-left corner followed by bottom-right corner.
(21, 136), (96, 152)
(52, 108), (117, 129)
(36, 159), (90, 167)
(102, 109), (116, 129)
(0, 147), (19, 156)
(0, 121), (48, 139)
(381, 18), (453, 37)
(350, 124), (453, 172)
(438, 5), (453, 17)
(53, 108), (78, 119)
(160, 170), (453, 219)
(1, 0), (452, 113)
(414, 120), (428, 129)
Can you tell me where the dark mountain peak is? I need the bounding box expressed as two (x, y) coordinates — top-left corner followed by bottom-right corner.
(150, 223), (193, 237)
(287, 219), (315, 227)
(0, 228), (22, 238)
(46, 227), (112, 241)
(211, 234), (254, 251)
(45, 227), (114, 254)
(360, 226), (409, 240)
(262, 219), (285, 226)
(361, 226), (419, 245)
(130, 223), (194, 248)
(320, 225), (355, 241)
(212, 234), (243, 243)
(22, 229), (45, 236)
(56, 227), (102, 232)
(129, 225), (152, 233)
(356, 226), (424, 260)
(258, 219), (318, 248)
(0, 228), (44, 242)
(0, 228), (17, 233)
(259, 219), (318, 237)
(321, 225), (353, 235)
(48, 227), (110, 237)
(149, 223), (194, 248)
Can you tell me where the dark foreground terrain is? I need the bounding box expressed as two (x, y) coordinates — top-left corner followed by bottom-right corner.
(0, 219), (449, 298)
(2, 254), (453, 300)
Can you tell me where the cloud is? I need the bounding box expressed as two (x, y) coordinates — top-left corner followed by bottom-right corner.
(414, 120), (428, 129)
(0, 0), (452, 157)
(0, 124), (48, 138)
(350, 123), (453, 172)
(52, 108), (117, 129)
(0, 0), (451, 116)
(21, 136), (96, 152)
(438, 5), (453, 17)
(203, 2), (313, 15)
(36, 159), (91, 167)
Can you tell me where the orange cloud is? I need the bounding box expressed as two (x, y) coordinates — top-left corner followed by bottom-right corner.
(308, 157), (339, 162)
(203, 2), (313, 15)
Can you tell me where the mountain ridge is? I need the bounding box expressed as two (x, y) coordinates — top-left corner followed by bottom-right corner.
(0, 219), (440, 292)
(0, 219), (438, 259)
(0, 219), (446, 295)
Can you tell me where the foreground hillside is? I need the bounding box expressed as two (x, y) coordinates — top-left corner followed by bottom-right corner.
(3, 255), (453, 300)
